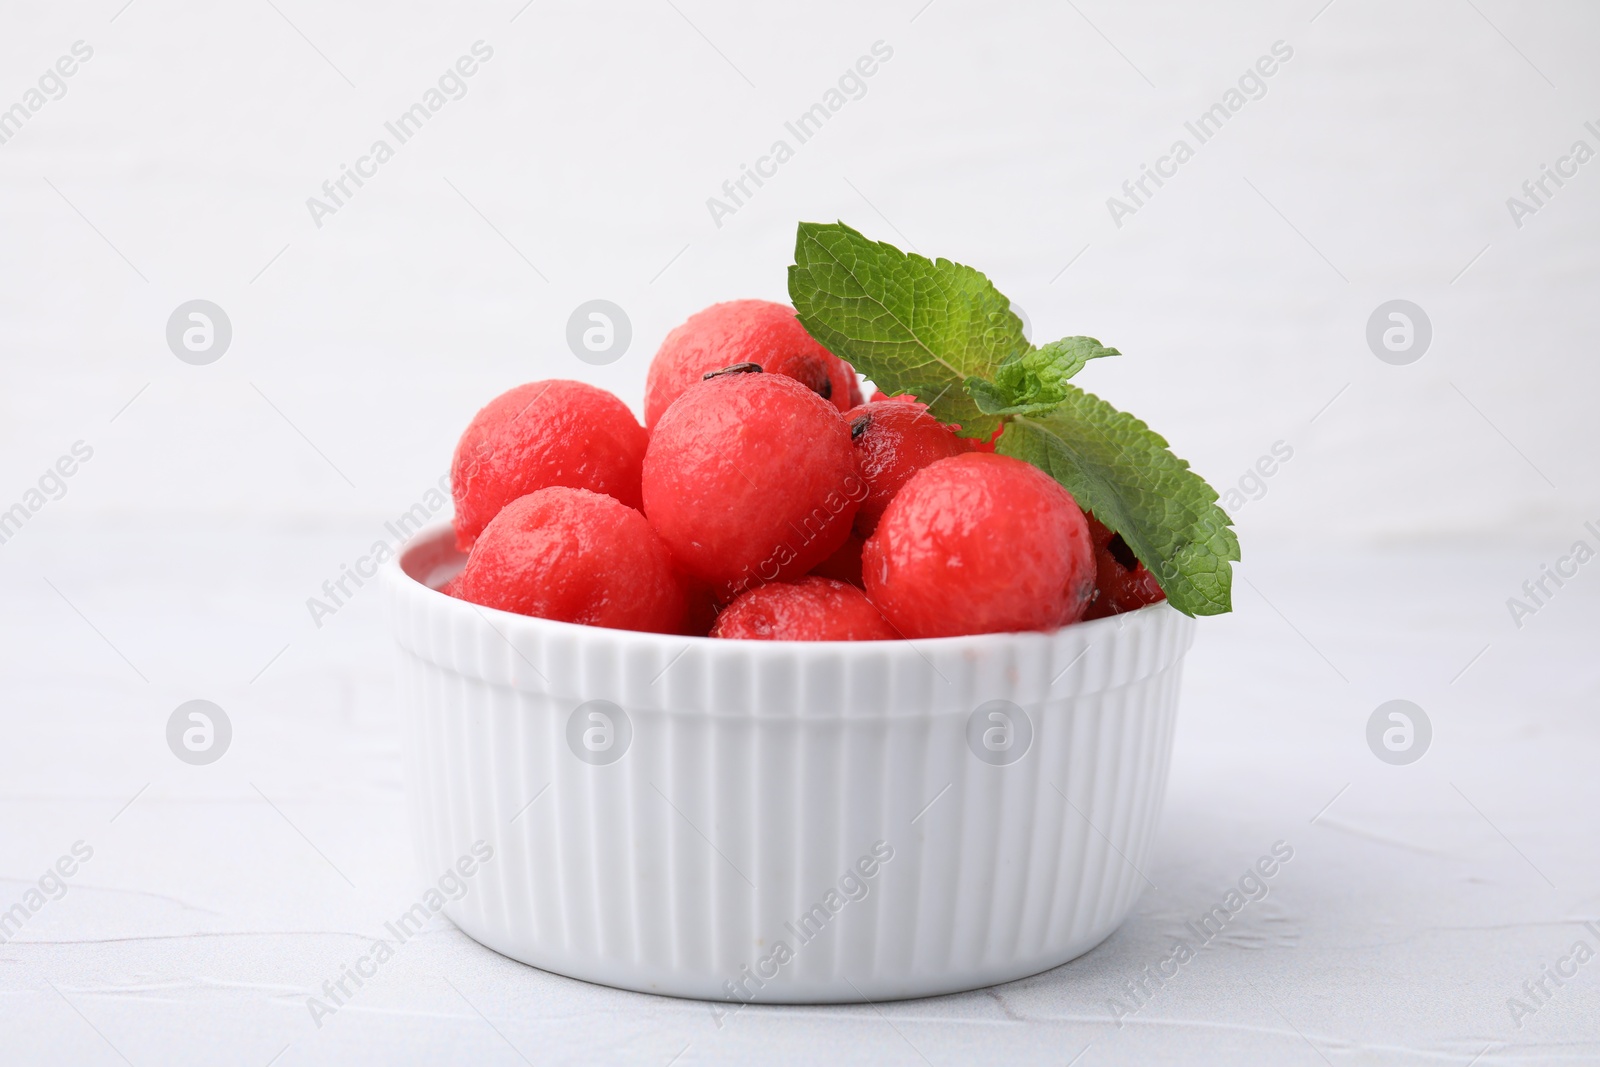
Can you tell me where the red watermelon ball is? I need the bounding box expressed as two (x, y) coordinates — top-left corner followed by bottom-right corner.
(641, 369), (862, 600)
(862, 453), (1095, 638)
(449, 487), (686, 634)
(450, 380), (646, 551)
(846, 400), (974, 537)
(643, 299), (858, 428)
(711, 577), (897, 641)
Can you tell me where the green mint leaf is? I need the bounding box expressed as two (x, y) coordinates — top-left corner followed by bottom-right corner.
(1008, 336), (1120, 394)
(964, 375), (1035, 415)
(968, 337), (1121, 416)
(787, 221), (1026, 438)
(788, 220), (1236, 615)
(997, 385), (1238, 616)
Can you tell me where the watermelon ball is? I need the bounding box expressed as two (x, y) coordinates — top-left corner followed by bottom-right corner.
(449, 487), (685, 634)
(451, 380), (646, 552)
(711, 577), (897, 641)
(862, 453), (1094, 638)
(642, 368), (863, 600)
(846, 400), (972, 537)
(1082, 513), (1167, 619)
(862, 390), (998, 452)
(643, 300), (858, 428)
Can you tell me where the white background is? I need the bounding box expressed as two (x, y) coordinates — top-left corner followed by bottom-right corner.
(2, 1), (1596, 1064)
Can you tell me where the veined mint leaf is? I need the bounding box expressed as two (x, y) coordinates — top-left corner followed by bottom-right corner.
(964, 376), (1039, 416)
(998, 386), (1238, 616)
(966, 336), (1121, 417)
(788, 220), (1237, 615)
(1006, 336), (1120, 396)
(788, 221), (1027, 439)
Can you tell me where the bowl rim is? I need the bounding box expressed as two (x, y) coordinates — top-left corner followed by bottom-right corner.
(386, 521), (1180, 653)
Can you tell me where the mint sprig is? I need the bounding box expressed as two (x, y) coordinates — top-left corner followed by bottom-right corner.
(788, 221), (1025, 440)
(787, 220), (1237, 617)
(968, 336), (1121, 417)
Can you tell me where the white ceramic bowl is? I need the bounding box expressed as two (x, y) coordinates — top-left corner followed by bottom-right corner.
(385, 524), (1194, 1003)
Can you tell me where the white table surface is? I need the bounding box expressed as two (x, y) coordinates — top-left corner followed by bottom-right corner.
(3, 526), (1595, 1066)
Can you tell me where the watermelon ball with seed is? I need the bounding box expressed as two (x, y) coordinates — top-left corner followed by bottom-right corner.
(449, 487), (685, 634)
(711, 576), (897, 641)
(861, 391), (999, 453)
(863, 452), (1094, 638)
(846, 400), (973, 537)
(642, 368), (863, 600)
(1083, 513), (1167, 619)
(644, 300), (858, 427)
(450, 380), (646, 552)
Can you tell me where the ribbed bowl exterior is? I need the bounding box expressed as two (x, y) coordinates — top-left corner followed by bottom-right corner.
(386, 526), (1194, 1003)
